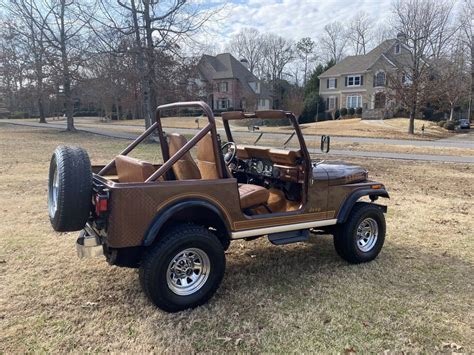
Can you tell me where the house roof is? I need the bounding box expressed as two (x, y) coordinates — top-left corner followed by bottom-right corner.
(319, 39), (398, 78)
(198, 53), (271, 98)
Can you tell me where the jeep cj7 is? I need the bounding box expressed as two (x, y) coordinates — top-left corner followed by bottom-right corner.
(48, 101), (389, 312)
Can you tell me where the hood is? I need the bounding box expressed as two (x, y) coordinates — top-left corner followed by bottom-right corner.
(312, 161), (368, 186)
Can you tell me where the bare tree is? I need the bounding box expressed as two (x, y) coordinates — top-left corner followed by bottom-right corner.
(390, 0), (457, 134)
(21, 0), (94, 131)
(227, 28), (263, 75)
(296, 37), (315, 85)
(3, 0), (49, 123)
(432, 46), (470, 120)
(348, 12), (373, 55)
(459, 0), (473, 120)
(96, 0), (220, 129)
(320, 21), (347, 63)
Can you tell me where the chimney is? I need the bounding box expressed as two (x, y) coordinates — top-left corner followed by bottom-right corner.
(240, 58), (249, 70)
(396, 32), (407, 43)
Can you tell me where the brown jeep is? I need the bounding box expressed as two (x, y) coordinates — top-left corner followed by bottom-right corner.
(48, 101), (389, 312)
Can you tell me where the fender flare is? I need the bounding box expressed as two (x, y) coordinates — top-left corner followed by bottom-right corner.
(337, 189), (389, 223)
(143, 199), (231, 246)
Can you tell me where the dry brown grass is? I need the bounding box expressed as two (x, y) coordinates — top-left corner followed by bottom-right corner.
(297, 118), (451, 140)
(330, 141), (474, 157)
(36, 115), (453, 140)
(1, 123), (473, 353)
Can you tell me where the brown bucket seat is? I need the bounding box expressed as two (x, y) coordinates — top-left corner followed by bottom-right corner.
(115, 155), (156, 183)
(168, 133), (269, 210)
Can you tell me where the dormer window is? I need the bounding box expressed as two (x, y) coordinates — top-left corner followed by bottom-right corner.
(395, 43), (401, 54)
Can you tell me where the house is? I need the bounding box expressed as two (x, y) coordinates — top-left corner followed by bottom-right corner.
(196, 53), (272, 112)
(319, 33), (413, 118)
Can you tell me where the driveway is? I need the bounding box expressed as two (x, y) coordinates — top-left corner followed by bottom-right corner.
(2, 119), (473, 164)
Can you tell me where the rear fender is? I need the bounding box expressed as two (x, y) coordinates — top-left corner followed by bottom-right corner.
(143, 199), (231, 247)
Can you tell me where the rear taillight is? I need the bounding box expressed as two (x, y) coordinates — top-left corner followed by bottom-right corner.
(95, 193), (108, 215)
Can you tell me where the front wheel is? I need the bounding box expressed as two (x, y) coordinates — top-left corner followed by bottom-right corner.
(139, 223), (225, 312)
(334, 202), (386, 263)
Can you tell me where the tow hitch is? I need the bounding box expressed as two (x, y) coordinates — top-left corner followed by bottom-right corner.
(76, 226), (103, 258)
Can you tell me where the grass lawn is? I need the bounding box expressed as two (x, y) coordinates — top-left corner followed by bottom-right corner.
(25, 115), (455, 141)
(0, 124), (472, 353)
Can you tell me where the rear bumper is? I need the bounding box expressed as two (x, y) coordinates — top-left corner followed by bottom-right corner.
(76, 226), (104, 258)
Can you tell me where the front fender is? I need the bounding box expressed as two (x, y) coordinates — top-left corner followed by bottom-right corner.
(337, 188), (389, 223)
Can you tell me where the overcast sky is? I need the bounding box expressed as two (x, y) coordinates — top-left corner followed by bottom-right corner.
(196, 0), (395, 51)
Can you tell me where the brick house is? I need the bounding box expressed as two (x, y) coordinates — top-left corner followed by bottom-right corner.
(318, 34), (413, 118)
(196, 53), (272, 111)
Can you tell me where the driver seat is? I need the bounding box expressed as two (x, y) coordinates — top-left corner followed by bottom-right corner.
(196, 133), (269, 209)
(168, 133), (269, 210)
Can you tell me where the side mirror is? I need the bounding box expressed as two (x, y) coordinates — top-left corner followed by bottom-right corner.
(321, 135), (330, 153)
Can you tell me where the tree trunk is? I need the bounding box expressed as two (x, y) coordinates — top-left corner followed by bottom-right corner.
(449, 106), (454, 121)
(60, 0), (75, 132)
(38, 96), (46, 123)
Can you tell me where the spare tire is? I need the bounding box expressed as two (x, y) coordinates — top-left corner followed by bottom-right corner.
(48, 146), (92, 232)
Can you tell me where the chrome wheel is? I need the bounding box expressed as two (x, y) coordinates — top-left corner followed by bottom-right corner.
(48, 164), (59, 217)
(166, 248), (210, 296)
(356, 217), (378, 252)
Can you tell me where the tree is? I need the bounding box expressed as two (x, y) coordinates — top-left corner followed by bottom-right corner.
(227, 28), (263, 75)
(459, 0), (473, 120)
(3, 0), (49, 123)
(97, 0), (220, 129)
(320, 21), (347, 63)
(432, 44), (470, 120)
(348, 12), (373, 55)
(304, 59), (335, 96)
(261, 34), (294, 107)
(390, 0), (456, 134)
(296, 37), (316, 85)
(21, 0), (93, 131)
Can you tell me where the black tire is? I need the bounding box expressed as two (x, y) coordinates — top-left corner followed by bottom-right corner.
(139, 223), (225, 312)
(48, 146), (92, 232)
(334, 202), (386, 264)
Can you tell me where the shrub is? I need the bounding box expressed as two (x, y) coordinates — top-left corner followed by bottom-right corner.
(444, 121), (455, 130)
(334, 109), (340, 119)
(340, 107), (348, 117)
(348, 107), (355, 116)
(355, 107), (363, 115)
(263, 118), (291, 126)
(437, 120), (446, 127)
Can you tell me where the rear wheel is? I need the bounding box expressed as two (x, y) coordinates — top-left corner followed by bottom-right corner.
(139, 223), (225, 312)
(334, 202), (385, 263)
(48, 146), (92, 232)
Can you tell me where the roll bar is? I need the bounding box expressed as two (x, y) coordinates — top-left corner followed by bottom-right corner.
(98, 101), (226, 182)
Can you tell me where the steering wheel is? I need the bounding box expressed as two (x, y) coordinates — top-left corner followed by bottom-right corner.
(221, 142), (237, 165)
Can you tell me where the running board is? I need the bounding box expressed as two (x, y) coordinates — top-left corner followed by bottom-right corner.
(230, 219), (338, 239)
(268, 229), (309, 245)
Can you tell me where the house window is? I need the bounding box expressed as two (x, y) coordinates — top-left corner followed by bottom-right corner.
(328, 78), (336, 89)
(347, 75), (361, 87)
(375, 71), (385, 87)
(328, 97), (336, 110)
(395, 44), (400, 54)
(217, 99), (229, 109)
(402, 73), (412, 85)
(218, 82), (228, 92)
(346, 95), (362, 109)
